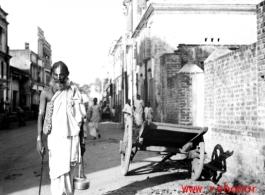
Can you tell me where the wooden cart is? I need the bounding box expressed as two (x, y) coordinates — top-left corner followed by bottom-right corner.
(119, 116), (208, 180)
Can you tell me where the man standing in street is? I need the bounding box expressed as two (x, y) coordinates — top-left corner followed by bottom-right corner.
(134, 94), (144, 127)
(4, 97), (10, 128)
(36, 61), (85, 195)
(88, 98), (101, 140)
(122, 99), (132, 125)
(144, 101), (153, 124)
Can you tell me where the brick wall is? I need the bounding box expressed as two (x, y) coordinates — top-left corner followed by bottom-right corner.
(204, 40), (265, 182)
(158, 46), (216, 124)
(151, 37), (174, 122)
(160, 54), (182, 123)
(160, 53), (195, 125)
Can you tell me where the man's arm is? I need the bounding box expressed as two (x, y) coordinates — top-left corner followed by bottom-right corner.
(36, 90), (47, 157)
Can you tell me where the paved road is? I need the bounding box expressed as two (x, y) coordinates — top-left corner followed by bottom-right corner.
(0, 120), (215, 195)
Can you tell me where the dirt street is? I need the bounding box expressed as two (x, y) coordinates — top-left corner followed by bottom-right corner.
(0, 120), (217, 195)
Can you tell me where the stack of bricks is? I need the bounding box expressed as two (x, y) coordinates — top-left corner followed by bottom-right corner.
(203, 0), (265, 182)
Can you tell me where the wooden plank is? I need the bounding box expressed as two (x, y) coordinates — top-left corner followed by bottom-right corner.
(138, 122), (208, 148)
(152, 122), (208, 131)
(139, 145), (186, 154)
(140, 122), (207, 139)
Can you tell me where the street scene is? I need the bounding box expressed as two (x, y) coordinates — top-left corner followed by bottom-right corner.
(1, 0), (265, 195)
(0, 121), (217, 195)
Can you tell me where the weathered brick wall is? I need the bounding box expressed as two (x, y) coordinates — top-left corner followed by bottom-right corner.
(159, 46), (216, 125)
(160, 54), (182, 123)
(204, 42), (265, 182)
(151, 36), (174, 122)
(160, 53), (194, 124)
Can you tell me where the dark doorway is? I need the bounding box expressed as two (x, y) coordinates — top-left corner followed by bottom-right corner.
(13, 90), (17, 111)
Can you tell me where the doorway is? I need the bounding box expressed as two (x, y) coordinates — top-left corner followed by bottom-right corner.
(13, 90), (17, 111)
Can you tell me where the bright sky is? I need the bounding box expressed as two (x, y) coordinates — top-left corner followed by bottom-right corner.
(1, 0), (125, 86)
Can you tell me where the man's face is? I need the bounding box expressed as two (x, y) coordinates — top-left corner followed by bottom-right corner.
(52, 65), (68, 84)
(93, 99), (97, 105)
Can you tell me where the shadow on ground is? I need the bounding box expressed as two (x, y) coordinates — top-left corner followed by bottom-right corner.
(103, 171), (188, 195)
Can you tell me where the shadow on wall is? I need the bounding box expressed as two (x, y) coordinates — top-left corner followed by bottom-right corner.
(229, 145), (265, 187)
(201, 144), (234, 184)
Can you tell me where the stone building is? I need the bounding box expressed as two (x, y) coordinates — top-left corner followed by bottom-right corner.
(9, 66), (30, 112)
(9, 27), (52, 114)
(0, 6), (11, 113)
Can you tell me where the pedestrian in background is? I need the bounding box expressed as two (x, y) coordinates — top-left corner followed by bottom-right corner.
(88, 98), (101, 140)
(16, 106), (26, 127)
(144, 102), (153, 124)
(103, 104), (111, 121)
(4, 97), (10, 128)
(134, 94), (144, 127)
(111, 106), (116, 122)
(123, 99), (132, 125)
(4, 96), (10, 113)
(83, 102), (89, 139)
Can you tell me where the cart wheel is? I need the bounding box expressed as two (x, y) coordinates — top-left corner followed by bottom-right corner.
(121, 116), (133, 176)
(189, 142), (205, 180)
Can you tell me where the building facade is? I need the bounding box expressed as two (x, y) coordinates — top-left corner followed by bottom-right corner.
(0, 6), (11, 113)
(9, 66), (30, 112)
(9, 28), (52, 114)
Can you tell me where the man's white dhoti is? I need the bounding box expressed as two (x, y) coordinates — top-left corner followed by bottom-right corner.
(50, 166), (76, 195)
(48, 86), (83, 195)
(48, 134), (78, 195)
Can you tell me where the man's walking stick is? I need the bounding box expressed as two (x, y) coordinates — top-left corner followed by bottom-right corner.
(38, 147), (45, 195)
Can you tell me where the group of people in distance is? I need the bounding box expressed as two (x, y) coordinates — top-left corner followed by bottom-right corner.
(122, 94), (153, 127)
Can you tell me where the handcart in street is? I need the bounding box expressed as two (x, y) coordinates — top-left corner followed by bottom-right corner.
(119, 116), (208, 180)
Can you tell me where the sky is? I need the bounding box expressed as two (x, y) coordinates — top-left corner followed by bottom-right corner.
(0, 0), (125, 86)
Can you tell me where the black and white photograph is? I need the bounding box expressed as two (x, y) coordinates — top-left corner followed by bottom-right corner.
(0, 0), (265, 194)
